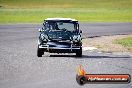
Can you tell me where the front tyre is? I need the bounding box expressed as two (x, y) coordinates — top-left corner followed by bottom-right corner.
(76, 47), (82, 57)
(37, 45), (43, 57)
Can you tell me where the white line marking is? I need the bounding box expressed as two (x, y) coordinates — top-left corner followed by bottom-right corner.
(82, 45), (97, 51)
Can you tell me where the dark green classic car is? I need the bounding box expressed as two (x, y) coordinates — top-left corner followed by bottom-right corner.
(37, 18), (82, 57)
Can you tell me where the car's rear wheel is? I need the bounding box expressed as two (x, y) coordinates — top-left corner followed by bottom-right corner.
(76, 47), (82, 57)
(37, 45), (44, 57)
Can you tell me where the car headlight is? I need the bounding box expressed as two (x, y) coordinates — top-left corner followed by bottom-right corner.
(40, 34), (48, 41)
(73, 35), (81, 42)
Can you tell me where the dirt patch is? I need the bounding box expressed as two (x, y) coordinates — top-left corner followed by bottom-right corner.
(82, 34), (132, 53)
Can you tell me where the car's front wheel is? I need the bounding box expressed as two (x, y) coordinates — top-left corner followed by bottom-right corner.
(76, 47), (82, 57)
(37, 45), (44, 57)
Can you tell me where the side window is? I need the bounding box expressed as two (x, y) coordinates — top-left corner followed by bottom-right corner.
(77, 23), (79, 31)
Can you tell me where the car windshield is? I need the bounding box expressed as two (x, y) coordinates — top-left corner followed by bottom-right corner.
(44, 21), (78, 32)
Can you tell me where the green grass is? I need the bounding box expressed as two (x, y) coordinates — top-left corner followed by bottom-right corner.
(115, 37), (132, 47)
(0, 8), (132, 23)
(1, 0), (132, 9)
(0, 0), (132, 23)
(114, 37), (132, 51)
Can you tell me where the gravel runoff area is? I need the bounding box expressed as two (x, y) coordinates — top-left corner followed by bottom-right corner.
(82, 34), (132, 53)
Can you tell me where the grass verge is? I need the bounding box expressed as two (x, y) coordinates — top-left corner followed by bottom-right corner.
(0, 8), (132, 23)
(114, 37), (132, 51)
(0, 0), (132, 23)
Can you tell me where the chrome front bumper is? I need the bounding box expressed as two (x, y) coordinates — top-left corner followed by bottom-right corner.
(39, 45), (80, 49)
(39, 44), (81, 53)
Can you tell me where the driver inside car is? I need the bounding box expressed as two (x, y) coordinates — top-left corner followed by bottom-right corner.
(55, 24), (60, 30)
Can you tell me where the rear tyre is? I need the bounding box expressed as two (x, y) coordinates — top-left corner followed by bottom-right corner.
(76, 47), (82, 57)
(37, 45), (43, 57)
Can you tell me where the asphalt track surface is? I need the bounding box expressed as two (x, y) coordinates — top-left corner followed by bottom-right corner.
(0, 23), (132, 88)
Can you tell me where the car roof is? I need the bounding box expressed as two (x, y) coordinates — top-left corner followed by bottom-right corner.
(44, 18), (78, 22)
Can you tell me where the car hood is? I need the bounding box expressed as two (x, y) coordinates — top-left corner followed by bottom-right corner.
(44, 30), (74, 40)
